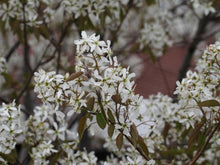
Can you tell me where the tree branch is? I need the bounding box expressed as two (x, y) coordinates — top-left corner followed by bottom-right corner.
(22, 2), (32, 72)
(177, 15), (210, 82)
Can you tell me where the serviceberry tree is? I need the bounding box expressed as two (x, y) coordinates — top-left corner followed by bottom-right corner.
(0, 0), (219, 165)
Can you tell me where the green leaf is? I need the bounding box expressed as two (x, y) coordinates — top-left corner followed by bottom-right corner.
(138, 136), (149, 159)
(96, 113), (106, 129)
(120, 8), (125, 22)
(147, 46), (156, 64)
(142, 45), (156, 64)
(145, 0), (156, 5)
(97, 92), (108, 123)
(198, 100), (220, 107)
(116, 133), (123, 150)
(78, 114), (88, 139)
(108, 124), (115, 138)
(107, 109), (115, 124)
(198, 134), (206, 147)
(0, 149), (17, 164)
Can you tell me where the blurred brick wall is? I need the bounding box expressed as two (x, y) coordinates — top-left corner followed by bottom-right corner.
(135, 44), (196, 98)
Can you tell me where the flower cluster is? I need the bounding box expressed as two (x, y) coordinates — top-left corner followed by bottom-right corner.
(58, 142), (97, 165)
(191, 0), (215, 16)
(61, 0), (143, 28)
(33, 31), (154, 164)
(24, 104), (98, 165)
(34, 69), (85, 111)
(25, 104), (68, 144)
(30, 141), (57, 165)
(175, 41), (220, 127)
(0, 0), (220, 164)
(139, 4), (173, 57)
(0, 0), (43, 28)
(0, 101), (22, 154)
(74, 31), (145, 132)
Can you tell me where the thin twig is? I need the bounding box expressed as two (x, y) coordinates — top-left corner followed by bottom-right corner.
(15, 43), (51, 105)
(22, 2), (32, 72)
(56, 20), (72, 73)
(111, 0), (134, 47)
(5, 41), (20, 62)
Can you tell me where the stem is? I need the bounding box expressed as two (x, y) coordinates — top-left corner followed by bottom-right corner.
(110, 0), (134, 47)
(15, 44), (51, 105)
(189, 122), (220, 165)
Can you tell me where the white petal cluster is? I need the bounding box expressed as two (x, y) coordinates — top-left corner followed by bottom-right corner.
(74, 31), (143, 132)
(34, 70), (86, 111)
(0, 0), (43, 28)
(190, 0), (215, 16)
(0, 101), (22, 154)
(30, 141), (57, 165)
(61, 0), (143, 28)
(58, 142), (97, 165)
(25, 104), (68, 144)
(175, 41), (220, 127)
(33, 31), (153, 163)
(139, 5), (173, 57)
(34, 31), (144, 130)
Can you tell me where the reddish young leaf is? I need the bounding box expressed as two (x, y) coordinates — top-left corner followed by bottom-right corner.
(198, 99), (220, 107)
(138, 136), (150, 159)
(111, 95), (122, 104)
(78, 114), (87, 139)
(108, 124), (115, 138)
(130, 123), (139, 148)
(107, 108), (115, 124)
(87, 97), (95, 111)
(116, 133), (123, 150)
(67, 71), (83, 81)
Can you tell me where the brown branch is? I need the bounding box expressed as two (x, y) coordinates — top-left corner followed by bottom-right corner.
(15, 43), (51, 105)
(177, 15), (210, 82)
(110, 0), (134, 47)
(22, 2), (32, 73)
(5, 41), (20, 62)
(56, 20), (72, 73)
